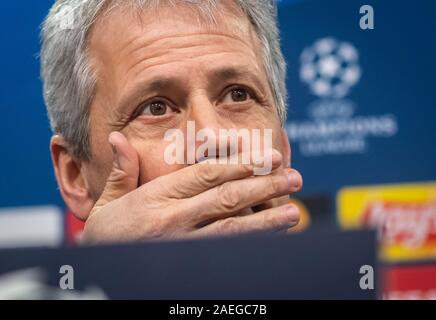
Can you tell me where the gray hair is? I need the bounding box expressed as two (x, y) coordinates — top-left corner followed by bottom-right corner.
(41, 0), (287, 160)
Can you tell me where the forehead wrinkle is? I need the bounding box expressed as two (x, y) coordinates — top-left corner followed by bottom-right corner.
(209, 65), (268, 90)
(121, 32), (259, 80)
(90, 1), (254, 66)
(123, 30), (256, 68)
(89, 3), (260, 90)
(211, 66), (260, 82)
(95, 34), (264, 117)
(117, 49), (255, 102)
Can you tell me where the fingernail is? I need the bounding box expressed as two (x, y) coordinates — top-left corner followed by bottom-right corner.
(286, 170), (301, 190)
(109, 140), (120, 169)
(252, 148), (272, 167)
(284, 205), (299, 224)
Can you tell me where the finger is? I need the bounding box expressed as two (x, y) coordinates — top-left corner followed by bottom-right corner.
(281, 128), (291, 169)
(254, 130), (294, 211)
(192, 203), (300, 238)
(186, 168), (303, 224)
(151, 148), (283, 199)
(92, 132), (139, 212)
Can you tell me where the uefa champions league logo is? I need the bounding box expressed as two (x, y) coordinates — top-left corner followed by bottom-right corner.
(287, 37), (398, 157)
(300, 38), (361, 99)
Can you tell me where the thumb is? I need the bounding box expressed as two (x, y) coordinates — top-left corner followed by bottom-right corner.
(93, 131), (139, 210)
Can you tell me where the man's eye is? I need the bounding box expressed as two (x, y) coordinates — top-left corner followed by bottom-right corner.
(222, 87), (253, 104)
(141, 101), (171, 116)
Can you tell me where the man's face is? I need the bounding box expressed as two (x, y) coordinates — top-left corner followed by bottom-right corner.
(82, 4), (288, 200)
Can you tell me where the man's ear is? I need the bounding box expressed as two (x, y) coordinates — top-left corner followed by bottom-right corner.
(280, 128), (291, 168)
(50, 135), (94, 221)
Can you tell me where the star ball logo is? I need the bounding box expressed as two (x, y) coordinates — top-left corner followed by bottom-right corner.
(300, 38), (361, 99)
(287, 37), (399, 157)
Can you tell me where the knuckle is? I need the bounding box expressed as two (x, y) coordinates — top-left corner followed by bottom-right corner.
(218, 217), (240, 234)
(263, 211), (278, 227)
(145, 215), (167, 239)
(216, 183), (240, 212)
(195, 164), (220, 186)
(265, 175), (283, 198)
(107, 167), (129, 183)
(240, 164), (253, 175)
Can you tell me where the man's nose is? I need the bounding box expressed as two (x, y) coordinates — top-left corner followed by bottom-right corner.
(187, 95), (235, 161)
(189, 95), (221, 133)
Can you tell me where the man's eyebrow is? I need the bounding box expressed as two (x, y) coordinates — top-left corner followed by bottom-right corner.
(208, 66), (266, 88)
(116, 77), (181, 113)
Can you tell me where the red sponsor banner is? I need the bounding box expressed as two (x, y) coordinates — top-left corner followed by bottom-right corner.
(362, 201), (436, 247)
(338, 182), (436, 262)
(383, 264), (436, 300)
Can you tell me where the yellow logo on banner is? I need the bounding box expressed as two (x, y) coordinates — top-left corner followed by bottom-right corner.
(337, 182), (436, 263)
